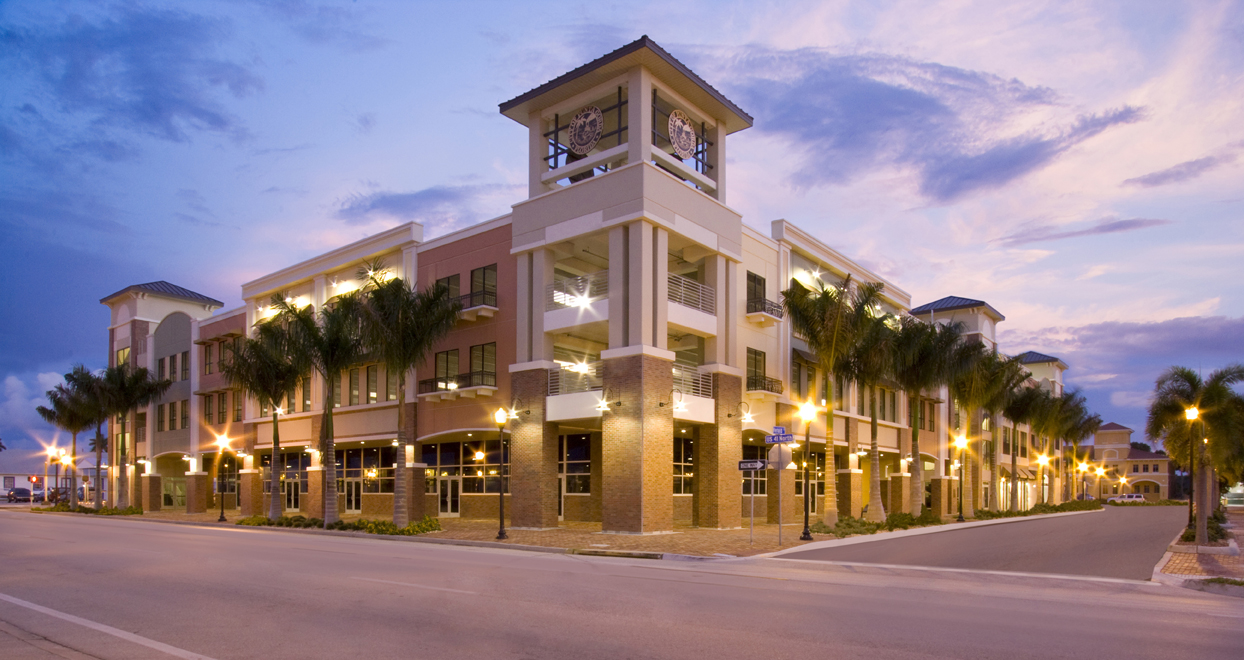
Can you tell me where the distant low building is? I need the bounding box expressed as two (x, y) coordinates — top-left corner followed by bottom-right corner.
(1084, 423), (1170, 500)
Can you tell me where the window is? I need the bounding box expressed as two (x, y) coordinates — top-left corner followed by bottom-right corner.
(286, 388), (297, 415)
(115, 347), (130, 367)
(218, 392), (227, 423)
(469, 264), (498, 306)
(470, 343), (496, 374)
(1144, 484), (1151, 494)
(157, 358), (166, 380)
(349, 368), (360, 406)
(421, 440), (508, 494)
(366, 365), (378, 404)
(233, 391), (242, 422)
(435, 349), (459, 386)
(333, 373), (342, 408)
(926, 401), (936, 431)
(791, 360), (804, 399)
(836, 376), (847, 412)
(302, 377), (312, 412)
(1132, 464), (1139, 473)
(204, 345), (213, 374)
(746, 271), (765, 302)
(1142, 464), (1149, 473)
(436, 274), (460, 299)
(1153, 463), (1159, 472)
(673, 435), (694, 495)
(168, 354), (178, 382)
(1003, 427), (1011, 455)
(204, 395), (214, 424)
(218, 340), (228, 371)
(559, 434), (591, 493)
(742, 445), (767, 495)
(794, 449), (826, 496)
(157, 404), (166, 432)
(1020, 431), (1028, 458)
(214, 454), (238, 495)
(181, 351), (189, 380)
(168, 401), (177, 430)
(746, 348), (765, 379)
(334, 446), (398, 493)
(386, 368), (398, 401)
(181, 399), (189, 429)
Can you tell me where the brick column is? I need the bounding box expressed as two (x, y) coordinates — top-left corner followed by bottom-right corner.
(602, 352), (674, 534)
(888, 473), (911, 516)
(510, 368), (559, 529)
(185, 472), (210, 514)
(698, 373), (742, 529)
(139, 474), (162, 512)
(239, 469), (262, 516)
(929, 477), (948, 517)
(304, 466), (325, 520)
(837, 469), (863, 519)
(406, 465), (427, 521)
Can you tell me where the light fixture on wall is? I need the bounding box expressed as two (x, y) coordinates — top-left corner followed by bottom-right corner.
(508, 399), (531, 419)
(596, 389), (622, 412)
(727, 402), (755, 424)
(658, 389), (687, 412)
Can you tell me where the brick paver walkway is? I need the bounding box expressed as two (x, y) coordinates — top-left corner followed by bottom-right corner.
(1161, 507), (1242, 578)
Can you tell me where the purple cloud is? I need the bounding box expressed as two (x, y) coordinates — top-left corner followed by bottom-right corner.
(996, 216), (1172, 246)
(1123, 152), (1238, 188)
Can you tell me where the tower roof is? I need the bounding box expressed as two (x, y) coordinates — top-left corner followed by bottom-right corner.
(908, 296), (1005, 322)
(100, 281), (223, 308)
(499, 35), (753, 134)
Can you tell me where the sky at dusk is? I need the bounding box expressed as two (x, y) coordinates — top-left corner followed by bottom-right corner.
(2, 1), (1242, 471)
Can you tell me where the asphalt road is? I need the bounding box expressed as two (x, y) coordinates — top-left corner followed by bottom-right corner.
(778, 506), (1188, 580)
(1, 510), (1240, 660)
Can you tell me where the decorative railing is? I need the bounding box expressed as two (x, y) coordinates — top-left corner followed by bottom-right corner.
(457, 289), (497, 309)
(672, 364), (713, 398)
(548, 362), (603, 396)
(747, 375), (784, 395)
(546, 272), (609, 310)
(746, 297), (784, 318)
(668, 273), (715, 315)
(417, 371), (497, 394)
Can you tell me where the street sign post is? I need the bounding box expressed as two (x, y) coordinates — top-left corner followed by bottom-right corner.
(739, 459), (768, 544)
(767, 437), (797, 546)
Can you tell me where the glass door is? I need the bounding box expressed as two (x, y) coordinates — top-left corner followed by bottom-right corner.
(438, 477), (460, 517)
(283, 476), (300, 511)
(345, 479), (362, 513)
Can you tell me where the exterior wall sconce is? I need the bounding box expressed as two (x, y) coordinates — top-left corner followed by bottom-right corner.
(508, 399), (531, 419)
(596, 388), (622, 412)
(727, 402), (754, 424)
(659, 389), (687, 412)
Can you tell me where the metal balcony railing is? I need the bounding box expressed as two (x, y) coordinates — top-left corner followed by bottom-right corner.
(668, 273), (715, 315)
(457, 289), (497, 309)
(546, 272), (609, 311)
(417, 371), (497, 394)
(548, 362), (602, 396)
(746, 297), (783, 318)
(746, 375), (784, 395)
(672, 364), (713, 398)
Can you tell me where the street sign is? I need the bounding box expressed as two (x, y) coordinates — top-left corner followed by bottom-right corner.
(772, 426), (786, 435)
(738, 460), (766, 471)
(765, 433), (795, 444)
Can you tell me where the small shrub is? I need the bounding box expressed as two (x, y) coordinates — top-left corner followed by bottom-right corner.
(1107, 499), (1186, 507)
(324, 516), (441, 536)
(807, 521), (835, 535)
(236, 515), (271, 526)
(1211, 507), (1226, 524)
(915, 508), (943, 526)
(883, 512), (918, 530)
(833, 516), (882, 537)
(1053, 499), (1102, 512)
(1180, 519), (1227, 543)
(34, 503), (142, 516)
(1028, 503), (1058, 515)
(1203, 577), (1244, 587)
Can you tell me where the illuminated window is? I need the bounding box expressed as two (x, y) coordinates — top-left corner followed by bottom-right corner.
(180, 399), (189, 429)
(204, 395), (214, 424)
(673, 434), (694, 495)
(115, 347), (130, 367)
(742, 445), (767, 495)
(204, 345), (213, 374)
(181, 351), (189, 380)
(349, 368), (360, 406)
(559, 434), (591, 494)
(367, 365), (378, 404)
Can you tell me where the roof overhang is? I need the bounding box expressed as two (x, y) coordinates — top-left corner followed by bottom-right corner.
(499, 36), (753, 134)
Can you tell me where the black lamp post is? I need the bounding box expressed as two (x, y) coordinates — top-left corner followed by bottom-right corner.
(798, 402), (816, 541)
(215, 435), (230, 522)
(493, 408), (508, 540)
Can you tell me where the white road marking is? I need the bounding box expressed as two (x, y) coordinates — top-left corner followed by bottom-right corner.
(0, 592), (215, 660)
(352, 577), (478, 595)
(773, 558), (1166, 586)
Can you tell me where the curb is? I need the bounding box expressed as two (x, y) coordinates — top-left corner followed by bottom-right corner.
(1167, 538), (1239, 556)
(765, 508), (1104, 557)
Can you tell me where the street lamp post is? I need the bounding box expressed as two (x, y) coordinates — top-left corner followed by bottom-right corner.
(44, 446), (56, 504)
(215, 434), (231, 522)
(1185, 406), (1199, 527)
(493, 408), (508, 541)
(53, 449), (66, 503)
(1036, 454), (1049, 504)
(798, 401), (816, 541)
(954, 434), (968, 522)
(1078, 462), (1088, 500)
(1095, 467), (1106, 500)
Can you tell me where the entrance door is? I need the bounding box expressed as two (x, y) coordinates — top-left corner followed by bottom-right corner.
(438, 477), (460, 517)
(345, 479), (362, 513)
(283, 477), (300, 511)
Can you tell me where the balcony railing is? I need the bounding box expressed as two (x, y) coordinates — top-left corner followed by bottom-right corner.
(668, 273), (715, 315)
(672, 364), (713, 398)
(417, 371), (497, 394)
(457, 289), (497, 309)
(746, 297), (783, 318)
(546, 272), (609, 311)
(747, 375), (784, 395)
(548, 362), (602, 396)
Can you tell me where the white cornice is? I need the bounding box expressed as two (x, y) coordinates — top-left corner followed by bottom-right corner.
(417, 214), (512, 252)
(241, 223), (423, 300)
(771, 219), (911, 308)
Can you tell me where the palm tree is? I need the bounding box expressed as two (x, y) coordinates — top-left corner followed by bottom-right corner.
(975, 354), (1027, 511)
(37, 377), (94, 508)
(356, 262), (461, 527)
(836, 288), (896, 523)
(889, 317), (964, 517)
(63, 365), (111, 509)
(1001, 385), (1046, 510)
(782, 273), (880, 524)
(269, 291), (365, 527)
(99, 364), (171, 508)
(1147, 365), (1244, 545)
(222, 322), (305, 520)
(948, 341), (993, 516)
(1054, 390), (1099, 504)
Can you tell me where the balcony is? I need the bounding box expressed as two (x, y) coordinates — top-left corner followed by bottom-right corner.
(667, 273), (716, 337)
(746, 374), (783, 403)
(745, 297), (783, 328)
(417, 371), (497, 402)
(545, 272), (609, 332)
(548, 362), (603, 396)
(456, 290), (498, 322)
(672, 364), (713, 398)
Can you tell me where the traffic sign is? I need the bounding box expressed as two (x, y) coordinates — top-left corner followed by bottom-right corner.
(765, 433), (795, 444)
(738, 460), (766, 471)
(772, 426), (786, 435)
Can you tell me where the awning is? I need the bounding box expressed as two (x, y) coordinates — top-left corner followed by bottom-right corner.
(1000, 466), (1036, 480)
(793, 348), (818, 364)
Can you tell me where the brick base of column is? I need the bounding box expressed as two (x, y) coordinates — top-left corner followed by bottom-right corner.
(601, 353), (674, 534)
(698, 373), (742, 529)
(766, 468), (799, 524)
(837, 469), (863, 519)
(185, 472), (210, 514)
(304, 467), (325, 520)
(239, 470), (262, 516)
(406, 465), (427, 521)
(510, 368), (559, 529)
(888, 473), (911, 516)
(139, 474), (162, 512)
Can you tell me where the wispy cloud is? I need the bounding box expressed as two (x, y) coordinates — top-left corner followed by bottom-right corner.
(996, 216), (1172, 246)
(250, 0), (387, 52)
(1123, 151), (1239, 188)
(335, 183), (518, 234)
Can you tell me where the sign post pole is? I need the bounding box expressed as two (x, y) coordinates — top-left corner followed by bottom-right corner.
(764, 427), (794, 547)
(738, 458), (768, 546)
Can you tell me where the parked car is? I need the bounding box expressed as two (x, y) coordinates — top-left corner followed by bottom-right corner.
(1107, 493), (1146, 504)
(6, 487), (31, 503)
(1076, 493), (1096, 501)
(31, 489), (45, 502)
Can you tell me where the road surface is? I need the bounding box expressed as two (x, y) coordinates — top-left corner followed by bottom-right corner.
(0, 510), (1239, 659)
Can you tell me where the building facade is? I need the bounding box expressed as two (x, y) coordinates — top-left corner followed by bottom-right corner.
(103, 36), (1090, 527)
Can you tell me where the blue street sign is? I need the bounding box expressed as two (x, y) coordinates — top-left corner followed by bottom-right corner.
(765, 433), (795, 444)
(772, 426), (786, 435)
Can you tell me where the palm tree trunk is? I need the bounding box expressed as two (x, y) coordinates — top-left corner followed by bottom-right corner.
(1010, 422), (1019, 511)
(117, 411), (130, 508)
(865, 388), (885, 522)
(1195, 439), (1208, 545)
(93, 425), (104, 510)
(70, 432), (79, 509)
(392, 373), (409, 528)
(269, 410), (283, 520)
(321, 378), (339, 526)
(908, 393), (922, 517)
(823, 386), (839, 526)
(986, 417), (997, 510)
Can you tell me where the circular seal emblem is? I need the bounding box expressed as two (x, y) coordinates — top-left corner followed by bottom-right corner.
(667, 109), (697, 159)
(567, 106), (604, 156)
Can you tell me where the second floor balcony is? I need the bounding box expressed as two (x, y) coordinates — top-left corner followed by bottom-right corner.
(417, 370), (498, 402)
(456, 289), (498, 322)
(746, 374), (783, 403)
(745, 297), (783, 327)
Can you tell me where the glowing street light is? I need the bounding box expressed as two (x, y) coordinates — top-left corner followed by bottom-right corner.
(798, 401), (818, 541)
(953, 434), (968, 522)
(215, 434), (232, 522)
(493, 408), (509, 541)
(1185, 407), (1199, 421)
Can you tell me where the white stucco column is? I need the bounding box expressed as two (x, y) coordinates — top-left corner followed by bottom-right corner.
(627, 66), (653, 166)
